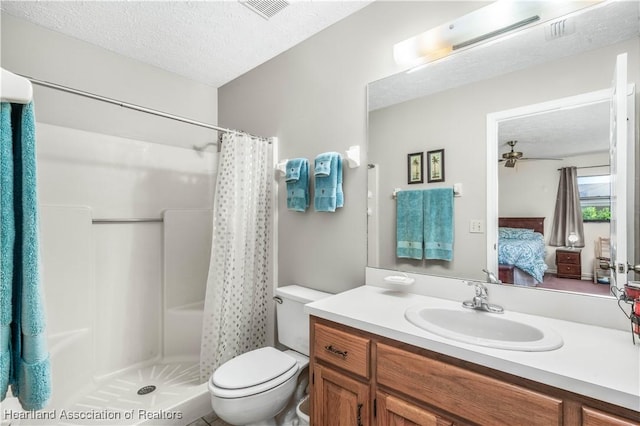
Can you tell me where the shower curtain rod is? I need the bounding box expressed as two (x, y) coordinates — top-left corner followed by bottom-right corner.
(20, 74), (239, 135)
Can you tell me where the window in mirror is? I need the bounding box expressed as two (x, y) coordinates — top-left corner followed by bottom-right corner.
(578, 175), (611, 222)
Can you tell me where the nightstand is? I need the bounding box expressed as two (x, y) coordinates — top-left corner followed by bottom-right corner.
(556, 248), (582, 280)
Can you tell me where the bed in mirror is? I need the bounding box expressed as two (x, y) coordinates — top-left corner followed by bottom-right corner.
(367, 0), (638, 296)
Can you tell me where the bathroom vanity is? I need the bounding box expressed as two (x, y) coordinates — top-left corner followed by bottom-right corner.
(306, 286), (640, 425)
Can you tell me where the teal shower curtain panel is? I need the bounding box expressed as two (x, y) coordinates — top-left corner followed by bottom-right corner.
(0, 102), (51, 411)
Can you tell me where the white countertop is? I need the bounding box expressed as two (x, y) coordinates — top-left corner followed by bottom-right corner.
(305, 285), (640, 412)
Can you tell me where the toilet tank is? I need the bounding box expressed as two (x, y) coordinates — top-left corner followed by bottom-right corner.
(276, 285), (331, 356)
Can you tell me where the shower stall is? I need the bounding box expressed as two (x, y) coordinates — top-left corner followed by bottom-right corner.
(1, 120), (218, 425)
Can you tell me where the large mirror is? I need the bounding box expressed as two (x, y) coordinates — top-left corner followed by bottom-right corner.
(367, 0), (639, 296)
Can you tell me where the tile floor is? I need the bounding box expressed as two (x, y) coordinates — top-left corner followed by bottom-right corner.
(186, 412), (231, 426)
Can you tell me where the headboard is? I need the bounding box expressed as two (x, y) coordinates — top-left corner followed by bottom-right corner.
(498, 217), (545, 235)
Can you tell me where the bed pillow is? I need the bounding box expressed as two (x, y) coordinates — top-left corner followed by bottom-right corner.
(499, 227), (535, 239)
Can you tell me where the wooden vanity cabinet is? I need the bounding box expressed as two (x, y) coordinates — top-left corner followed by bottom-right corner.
(311, 321), (372, 425)
(310, 316), (640, 426)
(376, 342), (563, 425)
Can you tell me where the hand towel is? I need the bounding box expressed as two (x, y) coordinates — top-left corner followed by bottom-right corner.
(314, 152), (343, 212)
(1, 102), (51, 410)
(423, 188), (454, 261)
(396, 190), (424, 259)
(0, 103), (15, 401)
(285, 158), (309, 212)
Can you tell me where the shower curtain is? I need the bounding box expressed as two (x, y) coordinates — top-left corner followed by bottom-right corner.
(200, 133), (272, 381)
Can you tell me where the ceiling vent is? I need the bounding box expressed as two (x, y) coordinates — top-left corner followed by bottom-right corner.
(241, 0), (289, 20)
(545, 18), (576, 40)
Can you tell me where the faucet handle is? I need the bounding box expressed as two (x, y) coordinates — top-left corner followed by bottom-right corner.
(464, 280), (488, 297)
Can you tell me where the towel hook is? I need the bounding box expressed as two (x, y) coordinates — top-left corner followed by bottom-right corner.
(345, 145), (361, 168)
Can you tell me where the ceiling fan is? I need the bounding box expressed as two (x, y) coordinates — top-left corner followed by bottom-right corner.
(499, 140), (561, 168)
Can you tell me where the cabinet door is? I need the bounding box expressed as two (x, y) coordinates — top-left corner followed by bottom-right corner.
(313, 364), (370, 426)
(376, 392), (452, 426)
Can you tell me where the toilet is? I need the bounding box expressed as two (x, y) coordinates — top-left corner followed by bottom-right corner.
(208, 285), (330, 426)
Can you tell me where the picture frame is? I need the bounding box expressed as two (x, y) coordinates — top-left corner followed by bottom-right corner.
(407, 152), (424, 184)
(427, 149), (445, 183)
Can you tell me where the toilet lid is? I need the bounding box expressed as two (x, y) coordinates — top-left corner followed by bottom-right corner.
(213, 347), (297, 390)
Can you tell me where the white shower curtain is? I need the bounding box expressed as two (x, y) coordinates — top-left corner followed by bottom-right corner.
(200, 133), (272, 381)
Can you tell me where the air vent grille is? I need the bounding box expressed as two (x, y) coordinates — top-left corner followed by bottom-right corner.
(241, 0), (289, 20)
(545, 18), (576, 40)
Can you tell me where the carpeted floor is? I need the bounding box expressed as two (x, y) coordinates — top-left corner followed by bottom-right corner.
(537, 273), (612, 296)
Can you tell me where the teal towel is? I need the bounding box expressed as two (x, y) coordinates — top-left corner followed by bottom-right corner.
(285, 158), (309, 212)
(396, 190), (424, 259)
(1, 103), (15, 401)
(0, 102), (51, 410)
(314, 152), (343, 212)
(423, 188), (454, 261)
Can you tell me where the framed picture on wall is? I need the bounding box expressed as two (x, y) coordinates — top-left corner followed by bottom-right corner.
(407, 152), (424, 184)
(427, 149), (445, 183)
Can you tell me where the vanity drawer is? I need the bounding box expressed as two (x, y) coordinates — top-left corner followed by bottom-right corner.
(314, 322), (370, 379)
(376, 343), (563, 426)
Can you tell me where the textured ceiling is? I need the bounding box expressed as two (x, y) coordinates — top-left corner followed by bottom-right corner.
(0, 1), (371, 88)
(499, 101), (610, 159)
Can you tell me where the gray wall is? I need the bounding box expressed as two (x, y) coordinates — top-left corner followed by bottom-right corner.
(219, 2), (488, 294)
(1, 13), (218, 148)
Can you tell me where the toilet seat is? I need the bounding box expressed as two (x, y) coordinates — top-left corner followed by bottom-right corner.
(210, 347), (299, 399)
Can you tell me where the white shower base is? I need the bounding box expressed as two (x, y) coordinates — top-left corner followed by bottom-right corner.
(4, 361), (210, 426)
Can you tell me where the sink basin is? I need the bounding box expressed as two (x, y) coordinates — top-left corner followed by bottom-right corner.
(405, 306), (563, 351)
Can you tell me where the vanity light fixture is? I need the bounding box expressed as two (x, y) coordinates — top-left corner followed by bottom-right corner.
(394, 0), (600, 71)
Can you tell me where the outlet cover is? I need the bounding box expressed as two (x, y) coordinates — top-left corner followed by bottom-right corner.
(469, 220), (484, 233)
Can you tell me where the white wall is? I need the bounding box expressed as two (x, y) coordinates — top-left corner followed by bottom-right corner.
(219, 1), (489, 294)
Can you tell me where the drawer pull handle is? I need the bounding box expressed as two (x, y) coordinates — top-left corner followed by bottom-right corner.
(357, 403), (363, 426)
(324, 345), (348, 358)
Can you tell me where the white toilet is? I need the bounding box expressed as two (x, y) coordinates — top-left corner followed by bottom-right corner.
(208, 285), (330, 426)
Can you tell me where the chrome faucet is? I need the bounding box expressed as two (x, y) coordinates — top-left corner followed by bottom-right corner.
(462, 281), (504, 313)
(482, 269), (501, 284)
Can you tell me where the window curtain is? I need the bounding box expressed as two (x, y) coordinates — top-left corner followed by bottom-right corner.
(200, 133), (272, 382)
(549, 166), (584, 247)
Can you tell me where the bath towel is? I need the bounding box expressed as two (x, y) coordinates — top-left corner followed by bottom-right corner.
(285, 158), (309, 212)
(0, 102), (51, 410)
(423, 188), (454, 261)
(1, 103), (15, 401)
(314, 152), (343, 212)
(396, 190), (424, 259)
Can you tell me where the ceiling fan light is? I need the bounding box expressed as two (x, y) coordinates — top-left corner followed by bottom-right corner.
(505, 159), (517, 168)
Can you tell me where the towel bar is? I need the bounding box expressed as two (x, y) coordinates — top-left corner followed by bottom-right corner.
(92, 218), (164, 224)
